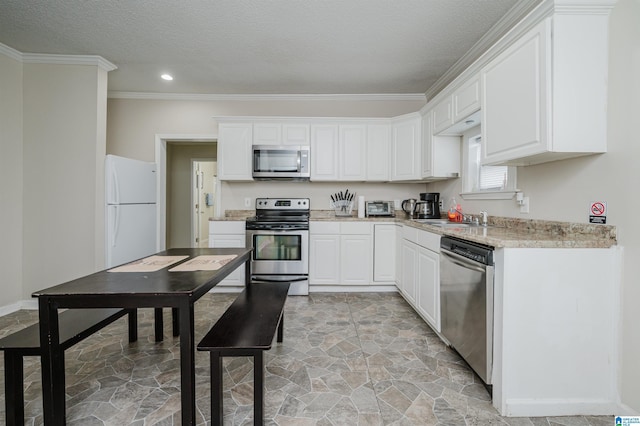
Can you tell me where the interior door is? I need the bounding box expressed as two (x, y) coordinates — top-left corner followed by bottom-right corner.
(192, 160), (216, 248)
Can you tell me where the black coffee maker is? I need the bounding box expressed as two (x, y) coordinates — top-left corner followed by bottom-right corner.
(417, 193), (441, 219)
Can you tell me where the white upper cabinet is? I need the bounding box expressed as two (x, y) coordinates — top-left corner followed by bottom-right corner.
(366, 124), (391, 181)
(217, 122), (253, 181)
(253, 123), (310, 145)
(432, 75), (481, 136)
(391, 114), (422, 181)
(339, 125), (367, 181)
(432, 97), (454, 135)
(253, 123), (282, 145)
(283, 124), (310, 145)
(481, 11), (610, 166)
(310, 124), (339, 180)
(421, 112), (460, 180)
(452, 75), (481, 124)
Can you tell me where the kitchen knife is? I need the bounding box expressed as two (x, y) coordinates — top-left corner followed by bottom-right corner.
(345, 189), (349, 201)
(331, 194), (335, 203)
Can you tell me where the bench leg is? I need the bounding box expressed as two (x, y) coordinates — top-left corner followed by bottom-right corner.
(172, 307), (179, 336)
(154, 308), (163, 342)
(127, 309), (138, 342)
(211, 352), (223, 426)
(277, 312), (284, 343)
(4, 352), (24, 426)
(254, 351), (264, 425)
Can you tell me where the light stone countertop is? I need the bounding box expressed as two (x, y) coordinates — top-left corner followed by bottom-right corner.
(210, 210), (617, 249)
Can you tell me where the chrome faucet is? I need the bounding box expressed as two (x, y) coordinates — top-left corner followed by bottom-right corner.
(479, 211), (489, 227)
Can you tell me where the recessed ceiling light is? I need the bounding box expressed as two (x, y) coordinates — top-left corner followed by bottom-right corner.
(161, 74), (173, 81)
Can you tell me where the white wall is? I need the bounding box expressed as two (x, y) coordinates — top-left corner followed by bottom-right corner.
(0, 50), (24, 310)
(428, 0), (640, 412)
(22, 63), (109, 298)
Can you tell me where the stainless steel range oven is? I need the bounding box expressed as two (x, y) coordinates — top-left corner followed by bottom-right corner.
(245, 198), (310, 295)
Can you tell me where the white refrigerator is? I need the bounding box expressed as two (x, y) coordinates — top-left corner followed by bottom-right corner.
(105, 155), (158, 268)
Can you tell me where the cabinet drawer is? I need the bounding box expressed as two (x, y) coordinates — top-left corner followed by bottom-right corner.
(417, 230), (440, 252)
(209, 235), (245, 248)
(402, 226), (419, 244)
(340, 222), (371, 235)
(209, 221), (245, 234)
(310, 221), (340, 234)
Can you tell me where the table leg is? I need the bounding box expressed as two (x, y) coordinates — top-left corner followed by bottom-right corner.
(245, 257), (251, 286)
(38, 297), (65, 426)
(254, 351), (264, 425)
(179, 301), (196, 425)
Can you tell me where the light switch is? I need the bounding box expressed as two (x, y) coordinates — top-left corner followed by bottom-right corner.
(244, 198), (251, 208)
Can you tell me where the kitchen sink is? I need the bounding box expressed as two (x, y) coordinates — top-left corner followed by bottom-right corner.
(412, 219), (494, 228)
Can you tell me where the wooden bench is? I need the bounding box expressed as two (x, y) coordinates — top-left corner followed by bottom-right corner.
(197, 282), (290, 426)
(0, 308), (137, 425)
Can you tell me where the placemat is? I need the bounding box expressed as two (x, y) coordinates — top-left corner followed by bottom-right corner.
(108, 255), (189, 273)
(169, 255), (238, 272)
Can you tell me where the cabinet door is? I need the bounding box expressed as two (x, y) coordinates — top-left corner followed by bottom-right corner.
(367, 124), (391, 181)
(373, 224), (396, 282)
(453, 76), (481, 124)
(401, 241), (418, 305)
(423, 112), (461, 180)
(309, 234), (340, 284)
(340, 235), (372, 285)
(339, 125), (367, 181)
(218, 123), (253, 181)
(481, 19), (549, 165)
(432, 97), (454, 135)
(253, 123), (282, 145)
(417, 247), (440, 331)
(283, 124), (310, 145)
(391, 117), (421, 181)
(208, 233), (245, 286)
(310, 125), (339, 181)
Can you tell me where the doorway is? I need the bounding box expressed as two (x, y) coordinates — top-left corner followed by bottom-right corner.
(165, 142), (217, 248)
(192, 159), (217, 247)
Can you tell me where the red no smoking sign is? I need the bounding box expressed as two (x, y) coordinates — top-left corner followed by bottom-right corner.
(589, 201), (607, 224)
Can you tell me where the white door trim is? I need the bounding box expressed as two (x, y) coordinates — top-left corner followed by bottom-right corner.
(154, 133), (218, 250)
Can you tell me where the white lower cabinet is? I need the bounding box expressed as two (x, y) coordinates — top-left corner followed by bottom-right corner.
(208, 221), (245, 287)
(309, 221), (372, 287)
(399, 225), (440, 332)
(400, 240), (418, 306)
(416, 245), (439, 331)
(373, 224), (398, 283)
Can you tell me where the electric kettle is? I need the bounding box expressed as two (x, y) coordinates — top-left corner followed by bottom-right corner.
(401, 199), (417, 218)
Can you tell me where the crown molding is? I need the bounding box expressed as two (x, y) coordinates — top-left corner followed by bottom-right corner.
(107, 91), (427, 102)
(0, 42), (118, 71)
(22, 53), (117, 71)
(425, 0), (543, 101)
(0, 42), (23, 61)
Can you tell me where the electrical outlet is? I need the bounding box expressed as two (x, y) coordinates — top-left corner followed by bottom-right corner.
(520, 196), (530, 214)
(439, 200), (443, 209)
(244, 197), (251, 208)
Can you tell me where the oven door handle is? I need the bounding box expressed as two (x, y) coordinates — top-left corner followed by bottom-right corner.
(251, 276), (308, 283)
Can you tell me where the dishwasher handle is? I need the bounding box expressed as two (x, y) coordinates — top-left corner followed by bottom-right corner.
(441, 249), (488, 274)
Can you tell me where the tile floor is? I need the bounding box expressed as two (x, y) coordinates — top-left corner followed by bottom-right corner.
(0, 292), (614, 425)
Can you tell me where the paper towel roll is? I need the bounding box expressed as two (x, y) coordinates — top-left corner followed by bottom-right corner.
(358, 196), (365, 218)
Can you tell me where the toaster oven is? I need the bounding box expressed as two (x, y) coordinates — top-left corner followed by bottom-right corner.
(365, 201), (395, 217)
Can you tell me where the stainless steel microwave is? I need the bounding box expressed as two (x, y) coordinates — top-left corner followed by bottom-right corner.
(252, 145), (310, 180)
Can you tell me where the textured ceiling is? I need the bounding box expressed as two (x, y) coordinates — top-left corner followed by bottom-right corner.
(0, 0), (522, 95)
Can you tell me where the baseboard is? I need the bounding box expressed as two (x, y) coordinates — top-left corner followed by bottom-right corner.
(504, 398), (618, 417)
(0, 299), (38, 316)
(309, 285), (398, 293)
(616, 402), (640, 416)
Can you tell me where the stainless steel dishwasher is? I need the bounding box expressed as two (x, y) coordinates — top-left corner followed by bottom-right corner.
(440, 236), (494, 385)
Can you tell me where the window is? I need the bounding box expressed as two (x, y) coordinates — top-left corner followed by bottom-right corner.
(461, 126), (517, 200)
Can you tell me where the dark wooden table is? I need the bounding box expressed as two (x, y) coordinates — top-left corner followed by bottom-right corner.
(32, 247), (252, 426)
